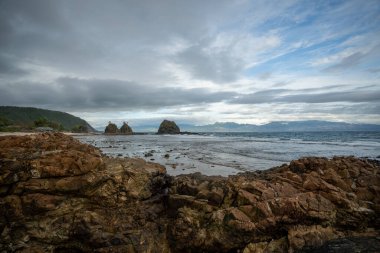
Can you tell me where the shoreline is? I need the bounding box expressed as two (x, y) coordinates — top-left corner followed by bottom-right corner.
(74, 132), (380, 177)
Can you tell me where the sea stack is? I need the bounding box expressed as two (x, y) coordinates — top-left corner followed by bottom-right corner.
(104, 121), (119, 134)
(120, 121), (133, 135)
(157, 119), (180, 134)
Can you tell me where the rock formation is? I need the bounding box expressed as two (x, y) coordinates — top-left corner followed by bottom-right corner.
(157, 120), (180, 134)
(0, 133), (379, 252)
(0, 133), (170, 252)
(120, 121), (133, 135)
(104, 121), (119, 134)
(167, 158), (380, 252)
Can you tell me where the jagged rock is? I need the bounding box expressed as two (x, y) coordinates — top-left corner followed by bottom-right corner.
(0, 134), (379, 252)
(157, 120), (180, 134)
(167, 157), (380, 252)
(120, 122), (133, 135)
(0, 133), (170, 252)
(104, 121), (119, 134)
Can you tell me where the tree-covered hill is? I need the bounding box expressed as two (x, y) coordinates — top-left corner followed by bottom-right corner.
(0, 106), (95, 132)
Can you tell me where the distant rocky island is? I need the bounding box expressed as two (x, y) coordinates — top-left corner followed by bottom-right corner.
(103, 120), (181, 135)
(157, 119), (180, 134)
(104, 121), (133, 135)
(0, 133), (379, 252)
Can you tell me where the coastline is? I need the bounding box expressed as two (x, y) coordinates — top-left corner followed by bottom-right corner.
(0, 133), (379, 252)
(74, 131), (380, 176)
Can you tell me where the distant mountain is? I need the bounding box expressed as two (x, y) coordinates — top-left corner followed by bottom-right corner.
(178, 120), (380, 132)
(0, 106), (95, 132)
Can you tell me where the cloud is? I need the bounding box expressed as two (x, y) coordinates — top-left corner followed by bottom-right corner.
(173, 42), (243, 83)
(0, 0), (379, 124)
(172, 32), (281, 83)
(258, 72), (272, 80)
(0, 0), (255, 83)
(324, 52), (365, 72)
(0, 0), (288, 84)
(367, 68), (380, 73)
(310, 37), (380, 73)
(0, 77), (237, 111)
(230, 86), (380, 104)
(0, 55), (28, 76)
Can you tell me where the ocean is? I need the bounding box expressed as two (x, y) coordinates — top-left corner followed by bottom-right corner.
(75, 131), (380, 176)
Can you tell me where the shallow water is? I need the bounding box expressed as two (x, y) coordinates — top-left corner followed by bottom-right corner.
(75, 131), (380, 176)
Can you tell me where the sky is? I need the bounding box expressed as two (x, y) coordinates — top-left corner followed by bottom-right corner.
(0, 0), (379, 129)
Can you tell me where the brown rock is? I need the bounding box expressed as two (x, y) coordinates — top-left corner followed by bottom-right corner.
(168, 156), (380, 252)
(287, 225), (339, 252)
(120, 121), (133, 135)
(1, 133), (379, 252)
(104, 121), (119, 134)
(157, 119), (180, 134)
(0, 133), (170, 252)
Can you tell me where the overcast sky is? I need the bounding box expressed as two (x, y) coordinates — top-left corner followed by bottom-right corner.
(0, 0), (379, 128)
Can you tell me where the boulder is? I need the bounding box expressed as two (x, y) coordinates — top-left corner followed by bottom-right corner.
(120, 121), (133, 135)
(104, 121), (118, 134)
(167, 157), (380, 252)
(0, 133), (170, 252)
(157, 120), (180, 134)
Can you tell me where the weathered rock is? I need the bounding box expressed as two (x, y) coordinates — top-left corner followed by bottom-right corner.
(120, 121), (133, 135)
(0, 134), (379, 252)
(104, 121), (119, 134)
(157, 120), (180, 134)
(298, 236), (380, 253)
(167, 157), (380, 252)
(0, 133), (170, 252)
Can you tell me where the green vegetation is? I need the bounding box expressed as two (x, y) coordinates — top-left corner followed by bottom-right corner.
(71, 125), (89, 133)
(0, 106), (95, 132)
(0, 116), (11, 127)
(33, 117), (64, 131)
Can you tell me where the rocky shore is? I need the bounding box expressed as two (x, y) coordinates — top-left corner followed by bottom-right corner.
(0, 133), (379, 252)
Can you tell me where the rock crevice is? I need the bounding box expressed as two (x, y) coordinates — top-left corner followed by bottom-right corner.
(0, 133), (379, 252)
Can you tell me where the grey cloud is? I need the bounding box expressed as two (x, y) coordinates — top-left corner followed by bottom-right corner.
(0, 0), (241, 81)
(230, 87), (380, 104)
(282, 91), (380, 103)
(174, 42), (243, 83)
(0, 55), (28, 76)
(275, 103), (380, 115)
(1, 0), (379, 124)
(368, 68), (380, 73)
(324, 44), (380, 73)
(324, 52), (365, 72)
(231, 89), (288, 104)
(258, 72), (272, 80)
(0, 0), (297, 84)
(0, 77), (236, 111)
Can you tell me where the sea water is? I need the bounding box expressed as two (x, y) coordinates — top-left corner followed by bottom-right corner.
(75, 131), (380, 176)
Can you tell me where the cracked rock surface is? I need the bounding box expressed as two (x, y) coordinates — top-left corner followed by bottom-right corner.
(0, 133), (379, 252)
